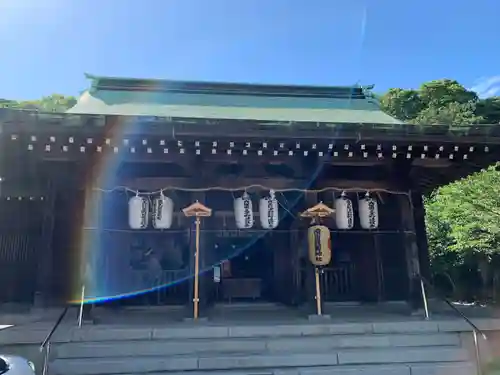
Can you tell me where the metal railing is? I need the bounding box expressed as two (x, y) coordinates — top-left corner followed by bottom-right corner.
(41, 285), (89, 374)
(39, 306), (69, 375)
(419, 276), (487, 375)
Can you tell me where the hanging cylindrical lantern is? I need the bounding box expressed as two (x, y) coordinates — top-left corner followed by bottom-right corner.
(128, 195), (149, 229)
(359, 193), (379, 230)
(308, 225), (332, 266)
(234, 192), (254, 229)
(152, 193), (174, 229)
(335, 193), (354, 230)
(259, 190), (279, 229)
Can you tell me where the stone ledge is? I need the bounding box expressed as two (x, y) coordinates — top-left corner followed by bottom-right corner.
(337, 347), (468, 365)
(182, 317), (209, 323)
(3, 317), (500, 346)
(409, 362), (475, 375)
(198, 353), (339, 370)
(372, 321), (439, 334)
(308, 314), (331, 323)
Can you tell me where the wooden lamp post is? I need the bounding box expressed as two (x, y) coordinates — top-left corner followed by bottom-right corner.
(183, 200), (212, 320)
(301, 202), (334, 316)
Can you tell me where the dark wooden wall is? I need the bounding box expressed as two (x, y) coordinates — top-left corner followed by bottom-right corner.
(0, 128), (431, 308)
(0, 200), (45, 304)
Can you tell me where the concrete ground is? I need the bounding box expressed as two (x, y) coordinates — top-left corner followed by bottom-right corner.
(1, 299), (500, 328)
(1, 301), (499, 375)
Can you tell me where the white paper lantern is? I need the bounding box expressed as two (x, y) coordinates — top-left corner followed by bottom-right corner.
(152, 193), (174, 229)
(259, 190), (279, 229)
(359, 194), (379, 230)
(335, 195), (354, 230)
(128, 195), (149, 229)
(234, 192), (254, 229)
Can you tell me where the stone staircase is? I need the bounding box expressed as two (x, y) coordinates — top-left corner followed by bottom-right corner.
(47, 320), (477, 375)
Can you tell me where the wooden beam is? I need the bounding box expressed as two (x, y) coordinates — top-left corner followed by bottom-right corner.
(412, 159), (452, 168)
(328, 160), (387, 166)
(0, 182), (46, 198)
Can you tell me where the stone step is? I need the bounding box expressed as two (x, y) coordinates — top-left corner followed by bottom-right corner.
(0, 319), (488, 345)
(56, 333), (461, 359)
(50, 347), (470, 375)
(53, 321), (446, 344)
(107, 362), (476, 375)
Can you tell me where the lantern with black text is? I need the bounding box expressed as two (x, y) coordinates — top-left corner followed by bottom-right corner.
(335, 194), (354, 230)
(152, 193), (174, 229)
(359, 194), (379, 230)
(128, 195), (149, 229)
(259, 190), (279, 229)
(308, 225), (332, 266)
(234, 192), (254, 229)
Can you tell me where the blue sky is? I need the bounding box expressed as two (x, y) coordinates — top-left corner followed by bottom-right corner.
(0, 0), (499, 100)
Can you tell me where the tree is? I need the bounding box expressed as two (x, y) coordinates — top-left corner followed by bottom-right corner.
(0, 99), (22, 109)
(379, 78), (500, 301)
(428, 165), (500, 255)
(411, 101), (483, 125)
(418, 79), (478, 108)
(380, 79), (484, 125)
(476, 97), (500, 124)
(425, 165), (500, 300)
(379, 88), (423, 121)
(0, 94), (77, 112)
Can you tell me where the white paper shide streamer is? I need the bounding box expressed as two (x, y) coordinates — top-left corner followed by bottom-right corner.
(128, 195), (149, 229)
(234, 192), (254, 229)
(359, 193), (379, 230)
(335, 193), (354, 230)
(152, 192), (174, 229)
(259, 190), (279, 229)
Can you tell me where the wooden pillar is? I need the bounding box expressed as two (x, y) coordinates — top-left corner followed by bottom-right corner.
(34, 175), (57, 307)
(373, 233), (384, 302)
(411, 191), (431, 282)
(273, 222), (297, 306)
(398, 193), (422, 311)
(288, 219), (302, 306)
(203, 208), (217, 309)
(304, 192), (319, 313)
(356, 233), (379, 302)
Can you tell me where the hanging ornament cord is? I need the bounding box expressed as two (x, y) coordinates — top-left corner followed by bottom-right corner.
(93, 184), (409, 196)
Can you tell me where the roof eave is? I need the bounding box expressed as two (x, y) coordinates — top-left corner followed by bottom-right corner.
(82, 73), (368, 98)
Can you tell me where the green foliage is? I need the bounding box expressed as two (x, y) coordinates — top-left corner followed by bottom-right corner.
(379, 78), (500, 300)
(476, 97), (500, 124)
(380, 78), (500, 125)
(379, 88), (423, 121)
(0, 94), (76, 112)
(427, 165), (500, 257)
(425, 165), (500, 300)
(418, 79), (478, 107)
(0, 98), (22, 109)
(424, 196), (459, 274)
(411, 101), (483, 125)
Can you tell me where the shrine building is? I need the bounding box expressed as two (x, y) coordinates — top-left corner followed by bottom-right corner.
(1, 74), (499, 318)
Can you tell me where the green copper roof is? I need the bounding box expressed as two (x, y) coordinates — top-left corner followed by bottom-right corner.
(67, 74), (402, 124)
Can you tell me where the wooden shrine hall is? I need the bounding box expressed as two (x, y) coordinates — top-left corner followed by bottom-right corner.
(1, 74), (500, 318)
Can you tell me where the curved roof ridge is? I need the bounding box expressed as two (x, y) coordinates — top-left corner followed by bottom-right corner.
(84, 73), (366, 92)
